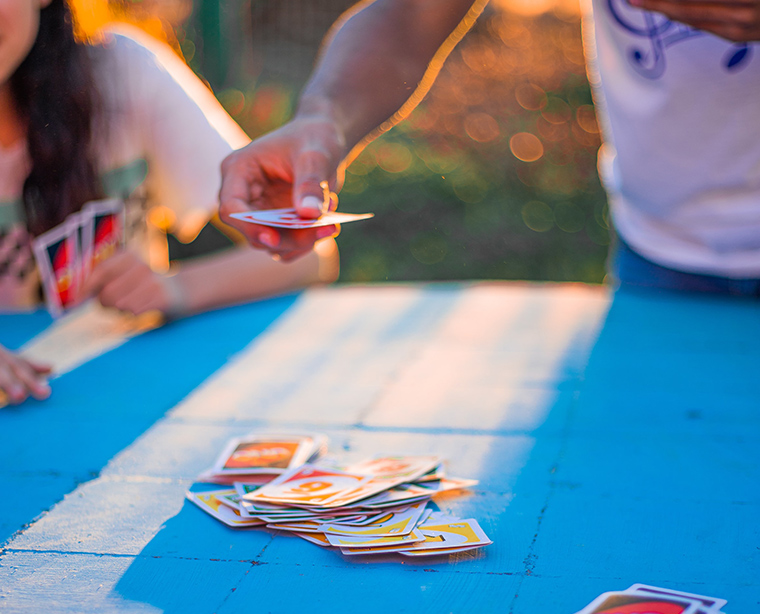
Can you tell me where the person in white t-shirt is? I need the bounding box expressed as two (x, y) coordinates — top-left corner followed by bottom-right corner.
(587, 0), (760, 291)
(0, 0), (339, 404)
(218, 0), (760, 295)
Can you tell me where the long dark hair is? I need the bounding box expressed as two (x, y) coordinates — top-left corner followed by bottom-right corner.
(11, 0), (102, 236)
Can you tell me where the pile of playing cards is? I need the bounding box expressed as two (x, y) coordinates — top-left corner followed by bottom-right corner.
(575, 583), (728, 614)
(32, 198), (124, 317)
(229, 208), (373, 230)
(188, 433), (492, 558)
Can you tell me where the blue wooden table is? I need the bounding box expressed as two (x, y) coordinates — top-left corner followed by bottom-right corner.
(0, 283), (757, 613)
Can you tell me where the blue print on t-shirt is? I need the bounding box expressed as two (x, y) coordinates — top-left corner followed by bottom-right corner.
(606, 0), (752, 78)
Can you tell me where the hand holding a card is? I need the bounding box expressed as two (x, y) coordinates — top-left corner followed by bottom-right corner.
(220, 115), (344, 261)
(0, 344), (52, 404)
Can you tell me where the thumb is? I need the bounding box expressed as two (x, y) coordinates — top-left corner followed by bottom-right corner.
(293, 148), (335, 219)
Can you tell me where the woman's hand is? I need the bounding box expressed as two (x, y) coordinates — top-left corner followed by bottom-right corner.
(80, 251), (183, 317)
(0, 344), (52, 404)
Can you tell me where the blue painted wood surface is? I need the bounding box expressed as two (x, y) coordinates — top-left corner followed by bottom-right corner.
(0, 295), (297, 545)
(0, 284), (757, 613)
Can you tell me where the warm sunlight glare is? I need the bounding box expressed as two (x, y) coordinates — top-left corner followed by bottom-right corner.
(492, 0), (581, 16)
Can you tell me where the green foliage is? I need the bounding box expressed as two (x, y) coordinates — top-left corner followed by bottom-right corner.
(335, 10), (610, 283)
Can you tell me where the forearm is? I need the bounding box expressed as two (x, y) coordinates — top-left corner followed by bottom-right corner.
(172, 239), (339, 316)
(297, 0), (487, 160)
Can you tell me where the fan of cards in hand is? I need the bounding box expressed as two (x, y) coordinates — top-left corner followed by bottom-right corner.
(32, 198), (125, 318)
(188, 433), (492, 558)
(575, 584), (728, 614)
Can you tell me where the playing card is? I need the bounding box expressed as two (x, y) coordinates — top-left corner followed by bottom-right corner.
(238, 500), (296, 514)
(361, 477), (477, 509)
(210, 434), (316, 476)
(327, 528), (425, 549)
(79, 207), (95, 274)
(266, 520), (324, 533)
(418, 507), (433, 526)
(32, 219), (80, 318)
(215, 491), (256, 518)
(339, 542), (424, 556)
(229, 208), (373, 229)
(359, 487), (431, 509)
(323, 511), (396, 527)
(246, 464), (374, 507)
(321, 456), (444, 508)
(414, 462), (447, 482)
(320, 502), (428, 537)
(82, 198), (125, 271)
(257, 509), (368, 522)
(67, 211), (88, 293)
(347, 456), (442, 482)
(233, 482), (262, 500)
(575, 592), (701, 614)
(626, 585), (727, 611)
(397, 518), (492, 555)
(415, 477), (479, 495)
(186, 490), (265, 528)
(423, 511), (461, 524)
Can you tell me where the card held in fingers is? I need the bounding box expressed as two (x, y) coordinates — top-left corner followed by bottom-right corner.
(229, 208), (374, 229)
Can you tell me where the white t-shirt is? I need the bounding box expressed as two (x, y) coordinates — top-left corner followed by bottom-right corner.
(0, 26), (248, 308)
(587, 1), (760, 277)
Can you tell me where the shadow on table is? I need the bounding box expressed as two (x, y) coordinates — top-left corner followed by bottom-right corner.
(500, 287), (760, 612)
(112, 287), (760, 613)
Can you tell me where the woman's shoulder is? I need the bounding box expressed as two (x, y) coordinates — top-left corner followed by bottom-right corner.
(89, 24), (179, 78)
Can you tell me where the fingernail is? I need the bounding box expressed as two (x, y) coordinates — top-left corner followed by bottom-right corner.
(316, 226), (336, 240)
(36, 381), (51, 398)
(259, 229), (280, 249)
(10, 385), (24, 399)
(301, 195), (326, 215)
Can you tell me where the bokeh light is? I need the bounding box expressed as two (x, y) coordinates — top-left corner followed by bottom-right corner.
(510, 133), (544, 162)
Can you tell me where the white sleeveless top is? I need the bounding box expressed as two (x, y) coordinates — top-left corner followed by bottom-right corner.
(587, 0), (760, 277)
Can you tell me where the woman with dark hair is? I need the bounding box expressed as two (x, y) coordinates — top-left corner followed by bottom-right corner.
(0, 0), (339, 404)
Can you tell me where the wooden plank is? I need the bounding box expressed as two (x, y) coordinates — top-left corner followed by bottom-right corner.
(0, 551), (252, 613)
(1, 283), (757, 613)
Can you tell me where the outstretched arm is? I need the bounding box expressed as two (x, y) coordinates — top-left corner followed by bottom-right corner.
(219, 0), (488, 260)
(300, 0), (487, 163)
(81, 239), (339, 318)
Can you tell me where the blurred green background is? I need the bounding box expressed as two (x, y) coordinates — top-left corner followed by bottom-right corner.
(172, 0), (610, 283)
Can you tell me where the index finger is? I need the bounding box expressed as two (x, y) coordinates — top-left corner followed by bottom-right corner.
(293, 147), (336, 219)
